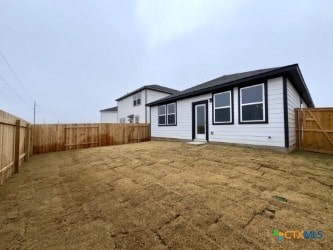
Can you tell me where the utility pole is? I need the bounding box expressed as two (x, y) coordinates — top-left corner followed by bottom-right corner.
(33, 101), (38, 125)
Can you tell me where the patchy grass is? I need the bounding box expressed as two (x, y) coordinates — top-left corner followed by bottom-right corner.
(0, 141), (332, 249)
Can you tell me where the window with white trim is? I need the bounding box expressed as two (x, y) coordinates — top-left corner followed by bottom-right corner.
(240, 83), (266, 122)
(158, 105), (166, 125)
(158, 103), (176, 126)
(167, 103), (176, 125)
(214, 91), (232, 123)
(133, 93), (141, 106)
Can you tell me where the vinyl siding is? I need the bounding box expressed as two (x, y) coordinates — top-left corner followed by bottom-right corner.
(151, 94), (211, 140)
(287, 78), (302, 146)
(117, 89), (172, 123)
(146, 90), (172, 123)
(151, 77), (286, 147)
(301, 98), (308, 108)
(117, 90), (146, 123)
(210, 77), (284, 147)
(100, 111), (118, 123)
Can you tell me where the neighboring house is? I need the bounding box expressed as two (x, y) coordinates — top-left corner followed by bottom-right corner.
(116, 85), (179, 123)
(100, 106), (118, 123)
(148, 64), (314, 150)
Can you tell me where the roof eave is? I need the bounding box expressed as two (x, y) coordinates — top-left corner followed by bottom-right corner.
(116, 86), (178, 101)
(116, 87), (145, 101)
(148, 64), (314, 107)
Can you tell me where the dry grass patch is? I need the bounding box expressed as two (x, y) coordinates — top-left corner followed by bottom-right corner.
(0, 141), (332, 249)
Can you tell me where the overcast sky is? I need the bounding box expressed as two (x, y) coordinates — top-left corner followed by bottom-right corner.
(0, 0), (332, 123)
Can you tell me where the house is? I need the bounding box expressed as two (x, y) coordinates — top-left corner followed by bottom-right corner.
(114, 85), (179, 123)
(148, 64), (314, 150)
(100, 106), (118, 123)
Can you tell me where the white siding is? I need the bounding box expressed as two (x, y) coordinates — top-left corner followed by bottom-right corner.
(151, 94), (211, 140)
(146, 90), (172, 123)
(100, 111), (118, 123)
(151, 77), (286, 147)
(117, 89), (172, 123)
(210, 77), (285, 147)
(117, 90), (146, 123)
(287, 78), (302, 146)
(301, 98), (308, 108)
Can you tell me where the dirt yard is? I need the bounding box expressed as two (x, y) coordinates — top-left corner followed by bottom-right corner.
(0, 141), (332, 249)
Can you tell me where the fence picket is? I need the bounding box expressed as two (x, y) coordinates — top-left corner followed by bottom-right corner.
(295, 108), (333, 154)
(32, 123), (150, 154)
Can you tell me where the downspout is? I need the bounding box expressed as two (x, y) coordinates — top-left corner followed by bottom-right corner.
(283, 76), (289, 148)
(298, 98), (302, 149)
(145, 89), (147, 123)
(149, 105), (152, 139)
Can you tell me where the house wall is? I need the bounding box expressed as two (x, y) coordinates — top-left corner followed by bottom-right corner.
(117, 90), (146, 123)
(210, 77), (285, 147)
(146, 90), (172, 123)
(117, 89), (172, 123)
(287, 78), (302, 147)
(100, 111), (118, 123)
(151, 94), (212, 140)
(151, 77), (287, 147)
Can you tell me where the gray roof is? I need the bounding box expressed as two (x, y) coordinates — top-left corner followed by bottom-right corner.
(100, 106), (118, 112)
(116, 84), (179, 101)
(148, 64), (314, 107)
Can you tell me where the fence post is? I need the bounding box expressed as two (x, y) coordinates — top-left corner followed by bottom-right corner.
(98, 124), (101, 146)
(295, 109), (299, 149)
(14, 119), (21, 174)
(30, 125), (33, 157)
(24, 124), (30, 161)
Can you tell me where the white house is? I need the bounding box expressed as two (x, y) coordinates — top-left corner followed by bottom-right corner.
(148, 64), (314, 150)
(100, 85), (179, 123)
(100, 106), (118, 123)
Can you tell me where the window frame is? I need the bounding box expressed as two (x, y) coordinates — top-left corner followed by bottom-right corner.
(212, 90), (233, 125)
(238, 82), (268, 124)
(167, 103), (176, 125)
(158, 105), (166, 125)
(158, 102), (177, 126)
(134, 115), (139, 124)
(133, 93), (142, 107)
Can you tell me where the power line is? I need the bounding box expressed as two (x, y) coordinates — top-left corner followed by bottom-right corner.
(0, 73), (32, 109)
(0, 87), (9, 98)
(0, 49), (34, 102)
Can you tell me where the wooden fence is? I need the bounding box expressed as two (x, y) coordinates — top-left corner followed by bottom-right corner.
(33, 123), (150, 154)
(295, 108), (333, 154)
(0, 110), (32, 185)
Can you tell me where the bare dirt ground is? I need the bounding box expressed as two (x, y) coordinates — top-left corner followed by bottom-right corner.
(0, 141), (332, 249)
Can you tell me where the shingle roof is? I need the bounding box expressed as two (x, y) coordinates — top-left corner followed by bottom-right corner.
(116, 85), (179, 101)
(100, 106), (118, 112)
(148, 64), (314, 107)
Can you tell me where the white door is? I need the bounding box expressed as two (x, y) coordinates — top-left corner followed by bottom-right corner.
(195, 104), (206, 140)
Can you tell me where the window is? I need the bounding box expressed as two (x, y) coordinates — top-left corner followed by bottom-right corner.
(120, 118), (125, 123)
(135, 115), (139, 124)
(133, 93), (141, 106)
(158, 105), (166, 125)
(167, 103), (176, 125)
(158, 103), (176, 126)
(240, 83), (266, 123)
(213, 91), (232, 124)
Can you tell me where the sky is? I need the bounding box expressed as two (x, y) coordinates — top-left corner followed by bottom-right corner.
(0, 0), (332, 123)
